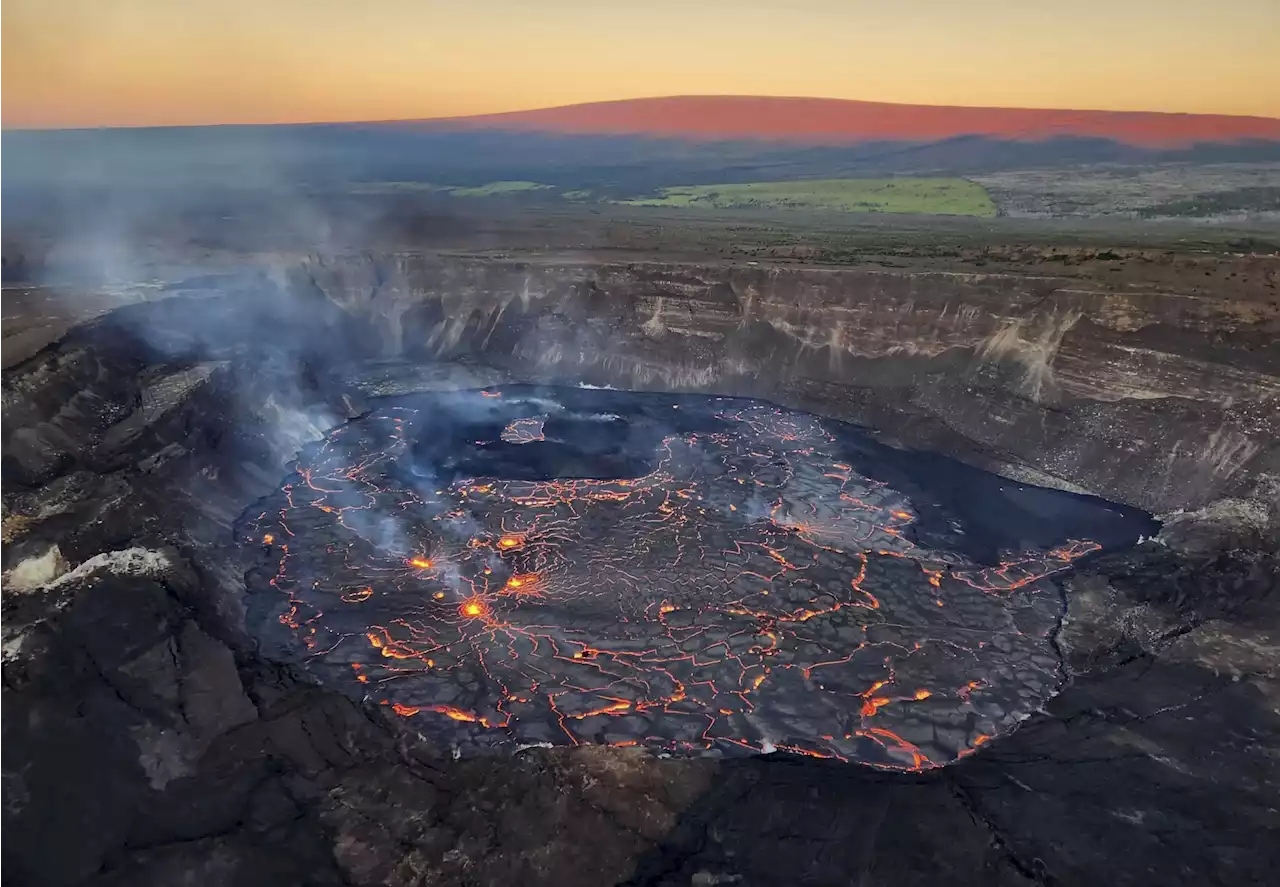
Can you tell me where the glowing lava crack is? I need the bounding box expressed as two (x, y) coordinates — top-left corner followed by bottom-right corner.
(242, 388), (1106, 770)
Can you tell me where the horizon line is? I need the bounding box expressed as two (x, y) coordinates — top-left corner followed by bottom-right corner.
(6, 93), (1280, 134)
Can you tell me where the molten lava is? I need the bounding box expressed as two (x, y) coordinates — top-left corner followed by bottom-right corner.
(242, 388), (1120, 770)
(460, 597), (490, 620)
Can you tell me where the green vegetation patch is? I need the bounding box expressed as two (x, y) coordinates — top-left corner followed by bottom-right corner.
(348, 182), (449, 194)
(616, 178), (996, 217)
(561, 189), (593, 200)
(449, 181), (553, 197)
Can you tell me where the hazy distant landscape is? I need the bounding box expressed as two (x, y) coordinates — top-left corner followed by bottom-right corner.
(7, 96), (1279, 224)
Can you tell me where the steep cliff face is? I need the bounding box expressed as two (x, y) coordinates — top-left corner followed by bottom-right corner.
(291, 254), (1280, 524)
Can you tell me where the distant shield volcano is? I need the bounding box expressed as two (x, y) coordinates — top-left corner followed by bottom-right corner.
(411, 95), (1280, 149)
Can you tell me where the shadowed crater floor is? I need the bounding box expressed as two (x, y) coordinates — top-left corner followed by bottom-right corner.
(241, 387), (1155, 769)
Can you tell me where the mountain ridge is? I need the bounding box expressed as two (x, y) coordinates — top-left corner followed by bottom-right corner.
(403, 95), (1280, 149)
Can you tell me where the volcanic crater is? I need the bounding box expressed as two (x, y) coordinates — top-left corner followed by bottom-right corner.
(4, 241), (1277, 887)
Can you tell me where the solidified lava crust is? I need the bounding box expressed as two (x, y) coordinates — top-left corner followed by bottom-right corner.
(242, 387), (1110, 770)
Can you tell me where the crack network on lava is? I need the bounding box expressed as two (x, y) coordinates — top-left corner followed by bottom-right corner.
(243, 389), (1101, 770)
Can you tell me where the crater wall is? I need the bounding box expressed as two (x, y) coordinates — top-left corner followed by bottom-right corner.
(290, 254), (1280, 525)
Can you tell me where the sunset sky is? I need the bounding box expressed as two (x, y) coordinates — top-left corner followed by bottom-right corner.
(4, 0), (1278, 129)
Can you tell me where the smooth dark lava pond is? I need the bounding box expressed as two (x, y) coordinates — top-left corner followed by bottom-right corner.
(241, 386), (1156, 769)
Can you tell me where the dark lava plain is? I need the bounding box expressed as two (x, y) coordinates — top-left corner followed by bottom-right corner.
(242, 387), (1154, 768)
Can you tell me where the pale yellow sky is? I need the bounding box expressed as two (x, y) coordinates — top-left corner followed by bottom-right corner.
(4, 0), (1278, 128)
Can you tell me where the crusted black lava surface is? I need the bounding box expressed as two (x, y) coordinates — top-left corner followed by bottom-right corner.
(242, 387), (1154, 768)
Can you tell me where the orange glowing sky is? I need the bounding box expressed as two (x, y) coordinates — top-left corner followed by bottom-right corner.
(4, 0), (1278, 129)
